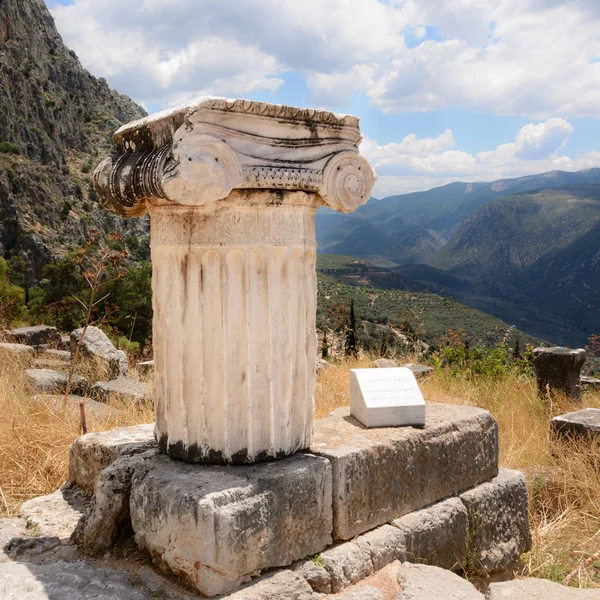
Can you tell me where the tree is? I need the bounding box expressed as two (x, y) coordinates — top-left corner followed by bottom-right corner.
(345, 299), (358, 357)
(0, 257), (25, 327)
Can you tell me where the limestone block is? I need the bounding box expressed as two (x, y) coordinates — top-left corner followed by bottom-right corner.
(551, 408), (600, 442)
(392, 497), (469, 571)
(485, 577), (600, 599)
(0, 342), (35, 361)
(91, 378), (148, 403)
(68, 423), (156, 493)
(311, 403), (499, 540)
(220, 570), (318, 600)
(371, 358), (397, 368)
(353, 524), (407, 571)
(33, 358), (71, 369)
(41, 349), (71, 362)
(402, 363), (434, 379)
(25, 368), (89, 395)
(35, 394), (122, 419)
(4, 325), (61, 346)
(532, 346), (586, 402)
(71, 326), (128, 379)
(0, 561), (149, 600)
(20, 485), (89, 542)
(82, 450), (159, 550)
(293, 560), (333, 593)
(397, 563), (484, 599)
(320, 542), (374, 593)
(129, 453), (332, 597)
(460, 469), (531, 573)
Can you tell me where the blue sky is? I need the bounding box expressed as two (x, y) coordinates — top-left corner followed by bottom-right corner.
(45, 0), (600, 196)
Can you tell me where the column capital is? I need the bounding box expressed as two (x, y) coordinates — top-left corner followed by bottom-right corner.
(93, 96), (376, 216)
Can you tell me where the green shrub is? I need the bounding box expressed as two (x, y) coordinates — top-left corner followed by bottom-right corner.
(0, 142), (20, 155)
(0, 257), (25, 326)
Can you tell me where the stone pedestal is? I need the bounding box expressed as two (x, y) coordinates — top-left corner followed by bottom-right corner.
(532, 346), (586, 403)
(94, 97), (376, 464)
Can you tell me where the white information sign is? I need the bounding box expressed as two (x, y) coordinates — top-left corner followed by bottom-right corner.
(350, 367), (426, 428)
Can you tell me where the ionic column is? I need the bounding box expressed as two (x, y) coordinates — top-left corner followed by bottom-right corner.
(94, 97), (375, 464)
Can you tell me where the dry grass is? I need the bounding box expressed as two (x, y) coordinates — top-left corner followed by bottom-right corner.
(0, 354), (153, 516)
(2, 351), (600, 587)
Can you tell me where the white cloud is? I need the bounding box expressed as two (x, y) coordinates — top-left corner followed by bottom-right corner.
(364, 118), (600, 197)
(49, 0), (600, 118)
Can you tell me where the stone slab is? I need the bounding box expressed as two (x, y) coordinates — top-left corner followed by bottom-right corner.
(460, 469), (531, 573)
(0, 560), (149, 600)
(350, 368), (426, 428)
(91, 378), (148, 403)
(401, 363), (434, 379)
(392, 497), (468, 571)
(4, 325), (61, 347)
(371, 359), (398, 369)
(68, 423), (156, 493)
(20, 485), (89, 542)
(311, 403), (499, 540)
(71, 326), (128, 379)
(32, 358), (72, 369)
(396, 562), (484, 599)
(25, 368), (89, 395)
(41, 349), (71, 362)
(35, 394), (122, 419)
(0, 342), (35, 359)
(219, 570), (318, 600)
(130, 452), (333, 597)
(486, 577), (600, 599)
(551, 408), (600, 442)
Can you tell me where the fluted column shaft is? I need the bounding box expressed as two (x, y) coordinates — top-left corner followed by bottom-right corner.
(150, 190), (318, 464)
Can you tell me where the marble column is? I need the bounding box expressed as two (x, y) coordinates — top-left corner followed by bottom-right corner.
(94, 97), (376, 464)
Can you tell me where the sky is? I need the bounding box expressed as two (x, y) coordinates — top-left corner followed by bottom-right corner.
(45, 0), (600, 197)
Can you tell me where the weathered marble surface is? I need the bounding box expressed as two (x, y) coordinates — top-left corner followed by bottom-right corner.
(94, 97), (375, 465)
(532, 346), (586, 402)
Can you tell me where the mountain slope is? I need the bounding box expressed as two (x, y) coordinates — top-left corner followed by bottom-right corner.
(0, 0), (147, 280)
(316, 169), (600, 265)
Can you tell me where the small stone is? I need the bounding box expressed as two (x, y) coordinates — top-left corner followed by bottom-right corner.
(40, 349), (71, 362)
(20, 485), (90, 542)
(551, 408), (600, 442)
(581, 376), (600, 390)
(130, 453), (332, 597)
(293, 559), (333, 593)
(371, 358), (397, 369)
(25, 368), (89, 395)
(69, 423), (156, 493)
(402, 363), (434, 379)
(0, 342), (35, 359)
(331, 586), (383, 600)
(532, 346), (586, 402)
(460, 469), (531, 573)
(320, 542), (374, 593)
(397, 562), (484, 599)
(486, 577), (600, 598)
(137, 360), (154, 375)
(91, 378), (148, 403)
(220, 570), (318, 600)
(0, 560), (149, 600)
(33, 358), (72, 369)
(4, 325), (61, 347)
(392, 497), (469, 571)
(71, 326), (128, 379)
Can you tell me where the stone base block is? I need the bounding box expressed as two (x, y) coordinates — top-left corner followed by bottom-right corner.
(393, 497), (468, 571)
(311, 403), (498, 540)
(551, 408), (600, 442)
(129, 453), (332, 597)
(460, 469), (531, 573)
(68, 423), (156, 493)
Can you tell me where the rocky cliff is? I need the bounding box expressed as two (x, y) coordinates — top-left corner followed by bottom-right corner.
(0, 0), (147, 280)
